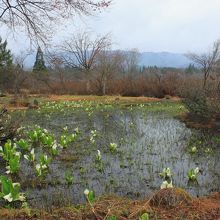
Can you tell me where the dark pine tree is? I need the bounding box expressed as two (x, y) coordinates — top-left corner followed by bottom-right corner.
(0, 37), (13, 68)
(33, 46), (47, 72)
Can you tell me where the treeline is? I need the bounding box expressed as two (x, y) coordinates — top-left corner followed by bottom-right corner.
(0, 34), (220, 119)
(0, 33), (201, 97)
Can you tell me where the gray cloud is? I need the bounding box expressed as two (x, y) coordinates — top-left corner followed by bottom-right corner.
(2, 0), (220, 54)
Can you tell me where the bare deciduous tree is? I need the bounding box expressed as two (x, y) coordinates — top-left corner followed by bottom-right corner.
(187, 40), (220, 88)
(123, 48), (140, 74)
(13, 52), (30, 96)
(94, 50), (123, 95)
(47, 52), (68, 93)
(0, 0), (111, 41)
(213, 60), (220, 92)
(60, 31), (111, 91)
(61, 32), (111, 70)
(118, 49), (140, 94)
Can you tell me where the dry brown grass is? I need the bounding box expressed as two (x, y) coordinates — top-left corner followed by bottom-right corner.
(46, 95), (161, 103)
(0, 189), (220, 220)
(149, 188), (192, 208)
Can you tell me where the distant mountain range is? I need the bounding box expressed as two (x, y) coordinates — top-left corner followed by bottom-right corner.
(24, 51), (191, 69)
(140, 52), (191, 68)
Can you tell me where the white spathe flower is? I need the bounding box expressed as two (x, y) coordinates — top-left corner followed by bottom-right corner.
(5, 166), (11, 174)
(165, 168), (172, 177)
(97, 150), (101, 157)
(12, 182), (20, 187)
(191, 174), (196, 179)
(160, 168), (172, 178)
(3, 193), (13, 202)
(52, 143), (57, 150)
(24, 149), (34, 161)
(30, 148), (35, 155)
(24, 154), (29, 161)
(90, 137), (95, 143)
(163, 167), (172, 177)
(91, 130), (97, 136)
(160, 180), (173, 189)
(16, 127), (24, 133)
(191, 146), (197, 153)
(36, 164), (41, 171)
(0, 146), (3, 152)
(19, 193), (26, 202)
(84, 189), (90, 196)
(110, 143), (117, 149)
(62, 140), (67, 145)
(194, 167), (199, 174)
(15, 152), (21, 158)
(36, 164), (42, 176)
(74, 127), (79, 133)
(41, 164), (47, 169)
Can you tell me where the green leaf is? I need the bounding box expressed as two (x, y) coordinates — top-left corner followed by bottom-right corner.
(88, 190), (95, 204)
(139, 213), (149, 220)
(8, 155), (20, 173)
(0, 192), (4, 198)
(17, 139), (29, 151)
(11, 183), (21, 201)
(0, 176), (10, 195)
(0, 176), (25, 202)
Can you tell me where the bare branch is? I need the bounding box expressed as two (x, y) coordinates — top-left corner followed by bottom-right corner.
(187, 40), (220, 88)
(60, 31), (111, 71)
(0, 0), (112, 42)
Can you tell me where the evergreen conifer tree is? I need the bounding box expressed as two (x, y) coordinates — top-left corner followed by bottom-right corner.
(33, 46), (47, 72)
(0, 37), (13, 68)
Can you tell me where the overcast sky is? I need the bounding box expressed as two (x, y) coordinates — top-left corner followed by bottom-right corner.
(3, 0), (220, 54)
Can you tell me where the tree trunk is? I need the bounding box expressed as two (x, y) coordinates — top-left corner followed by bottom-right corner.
(102, 79), (106, 96)
(86, 80), (91, 93)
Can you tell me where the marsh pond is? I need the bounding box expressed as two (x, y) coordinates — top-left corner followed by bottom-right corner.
(2, 100), (220, 210)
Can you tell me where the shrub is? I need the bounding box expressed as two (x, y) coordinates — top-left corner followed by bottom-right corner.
(0, 108), (20, 144)
(178, 76), (219, 119)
